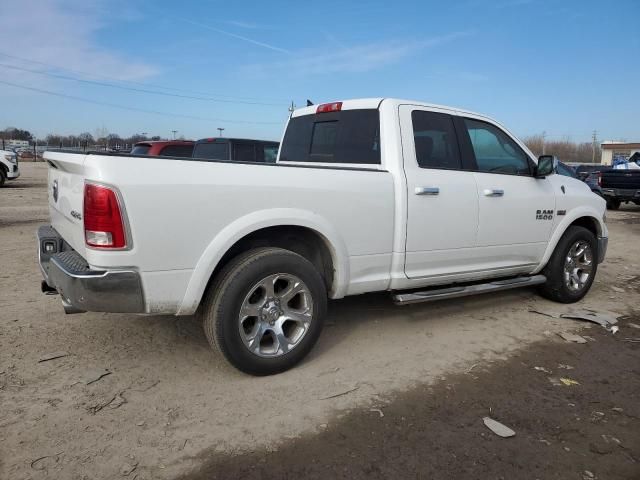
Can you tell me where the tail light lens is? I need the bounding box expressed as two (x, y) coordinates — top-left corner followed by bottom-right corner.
(83, 183), (127, 248)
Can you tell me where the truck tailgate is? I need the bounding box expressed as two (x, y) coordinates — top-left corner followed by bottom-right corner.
(44, 151), (88, 257)
(601, 170), (640, 189)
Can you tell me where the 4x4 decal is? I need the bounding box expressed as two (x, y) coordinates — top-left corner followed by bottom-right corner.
(536, 209), (554, 220)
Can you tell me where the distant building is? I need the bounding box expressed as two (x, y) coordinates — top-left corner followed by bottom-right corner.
(600, 141), (640, 165)
(1, 139), (30, 149)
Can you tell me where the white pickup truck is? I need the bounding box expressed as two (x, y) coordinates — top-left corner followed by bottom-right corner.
(0, 148), (20, 186)
(38, 98), (607, 375)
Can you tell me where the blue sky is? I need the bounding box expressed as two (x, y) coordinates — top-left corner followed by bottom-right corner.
(0, 0), (638, 143)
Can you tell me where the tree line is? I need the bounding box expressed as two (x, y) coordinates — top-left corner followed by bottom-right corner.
(522, 135), (601, 164)
(0, 127), (172, 148)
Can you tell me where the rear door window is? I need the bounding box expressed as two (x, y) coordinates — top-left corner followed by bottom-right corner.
(193, 142), (229, 161)
(279, 109), (380, 164)
(411, 111), (461, 170)
(160, 145), (194, 157)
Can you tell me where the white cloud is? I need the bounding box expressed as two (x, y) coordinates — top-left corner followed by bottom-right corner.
(0, 0), (158, 82)
(243, 31), (473, 77)
(225, 20), (260, 29)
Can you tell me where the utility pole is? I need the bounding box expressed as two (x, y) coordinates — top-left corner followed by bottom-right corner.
(541, 131), (547, 155)
(217, 127), (225, 137)
(171, 130), (177, 140)
(592, 130), (597, 164)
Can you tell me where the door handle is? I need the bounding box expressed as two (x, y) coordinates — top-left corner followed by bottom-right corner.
(483, 189), (504, 197)
(415, 187), (439, 196)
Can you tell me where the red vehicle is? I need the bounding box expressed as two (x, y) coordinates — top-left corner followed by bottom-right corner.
(130, 140), (194, 157)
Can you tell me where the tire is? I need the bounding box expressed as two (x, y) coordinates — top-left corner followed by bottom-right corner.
(0, 169), (5, 187)
(606, 198), (620, 210)
(538, 226), (598, 303)
(201, 247), (327, 375)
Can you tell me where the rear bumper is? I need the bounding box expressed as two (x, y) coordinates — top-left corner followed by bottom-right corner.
(597, 236), (608, 264)
(37, 225), (145, 314)
(602, 188), (640, 201)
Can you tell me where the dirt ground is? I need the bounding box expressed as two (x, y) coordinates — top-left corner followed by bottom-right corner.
(1, 163), (639, 480)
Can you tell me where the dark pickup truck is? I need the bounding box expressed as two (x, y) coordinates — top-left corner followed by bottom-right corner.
(598, 168), (640, 210)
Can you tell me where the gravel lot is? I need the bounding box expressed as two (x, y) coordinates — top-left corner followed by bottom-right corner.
(1, 163), (639, 479)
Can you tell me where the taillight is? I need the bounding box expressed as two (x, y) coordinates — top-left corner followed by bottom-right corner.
(83, 183), (127, 249)
(316, 102), (342, 113)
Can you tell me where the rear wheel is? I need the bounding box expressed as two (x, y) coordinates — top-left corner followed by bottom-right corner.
(606, 198), (620, 210)
(0, 169), (5, 187)
(539, 226), (597, 303)
(201, 247), (327, 375)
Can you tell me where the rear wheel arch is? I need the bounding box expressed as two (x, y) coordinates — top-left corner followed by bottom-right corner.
(208, 225), (337, 296)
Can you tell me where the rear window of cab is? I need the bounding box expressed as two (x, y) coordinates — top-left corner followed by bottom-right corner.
(279, 109), (380, 164)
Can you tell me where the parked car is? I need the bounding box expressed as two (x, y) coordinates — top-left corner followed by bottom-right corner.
(597, 168), (640, 210)
(556, 162), (602, 196)
(0, 149), (20, 186)
(192, 137), (279, 163)
(130, 140), (194, 157)
(38, 98), (607, 375)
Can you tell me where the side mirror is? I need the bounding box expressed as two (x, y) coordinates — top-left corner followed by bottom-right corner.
(536, 155), (557, 178)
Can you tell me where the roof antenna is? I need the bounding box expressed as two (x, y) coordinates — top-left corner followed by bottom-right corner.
(306, 99), (314, 106)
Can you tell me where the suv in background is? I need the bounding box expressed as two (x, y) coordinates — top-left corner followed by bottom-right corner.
(131, 140), (194, 157)
(192, 137), (279, 163)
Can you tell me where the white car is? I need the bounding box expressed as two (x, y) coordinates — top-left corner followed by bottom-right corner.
(0, 149), (20, 186)
(38, 98), (607, 375)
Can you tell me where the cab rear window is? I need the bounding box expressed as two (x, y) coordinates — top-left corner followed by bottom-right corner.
(280, 109), (380, 164)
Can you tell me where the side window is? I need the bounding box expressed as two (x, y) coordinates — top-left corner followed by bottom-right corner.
(160, 145), (194, 157)
(192, 143), (229, 161)
(263, 145), (278, 163)
(411, 111), (461, 169)
(233, 143), (257, 162)
(463, 119), (531, 175)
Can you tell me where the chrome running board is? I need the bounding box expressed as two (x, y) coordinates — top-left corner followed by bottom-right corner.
(392, 275), (547, 305)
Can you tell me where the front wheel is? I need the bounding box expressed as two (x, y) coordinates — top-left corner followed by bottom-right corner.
(0, 169), (5, 187)
(538, 226), (598, 303)
(201, 248), (327, 375)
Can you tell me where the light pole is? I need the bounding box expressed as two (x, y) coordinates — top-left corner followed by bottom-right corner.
(171, 130), (177, 139)
(217, 127), (225, 137)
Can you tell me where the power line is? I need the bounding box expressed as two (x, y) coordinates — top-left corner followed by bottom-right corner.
(0, 79), (284, 125)
(0, 51), (289, 103)
(0, 62), (285, 107)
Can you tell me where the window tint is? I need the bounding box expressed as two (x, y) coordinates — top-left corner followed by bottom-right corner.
(411, 111), (461, 169)
(263, 144), (278, 163)
(131, 144), (151, 155)
(279, 109), (380, 164)
(160, 144), (194, 157)
(233, 143), (256, 162)
(192, 142), (229, 161)
(464, 119), (531, 175)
